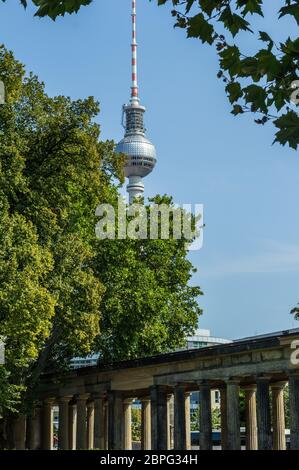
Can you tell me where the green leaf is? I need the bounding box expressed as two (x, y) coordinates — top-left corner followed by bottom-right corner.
(231, 104), (244, 115)
(31, 0), (93, 20)
(259, 31), (274, 51)
(243, 84), (268, 113)
(199, 0), (221, 17)
(255, 49), (281, 81)
(187, 13), (214, 44)
(219, 46), (241, 76)
(226, 81), (243, 103)
(279, 4), (299, 25)
(219, 6), (253, 37)
(236, 0), (264, 17)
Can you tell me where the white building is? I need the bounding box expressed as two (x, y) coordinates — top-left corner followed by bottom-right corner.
(70, 329), (231, 369)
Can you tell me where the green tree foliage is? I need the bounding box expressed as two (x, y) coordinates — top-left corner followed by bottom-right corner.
(131, 407), (141, 442)
(191, 404), (221, 431)
(155, 0), (299, 149)
(1, 0), (92, 19)
(0, 44), (120, 419)
(94, 195), (202, 361)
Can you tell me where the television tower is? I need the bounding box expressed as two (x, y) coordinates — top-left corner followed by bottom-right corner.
(116, 0), (157, 204)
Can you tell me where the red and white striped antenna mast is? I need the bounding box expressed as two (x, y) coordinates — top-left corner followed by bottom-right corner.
(131, 0), (139, 104)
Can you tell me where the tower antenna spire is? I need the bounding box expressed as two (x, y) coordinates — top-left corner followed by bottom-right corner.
(131, 0), (139, 104)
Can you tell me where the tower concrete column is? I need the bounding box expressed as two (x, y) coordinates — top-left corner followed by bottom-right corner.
(58, 396), (72, 450)
(256, 377), (272, 450)
(94, 394), (106, 450)
(185, 393), (191, 450)
(76, 394), (89, 450)
(244, 385), (258, 450)
(87, 401), (95, 449)
(41, 399), (54, 450)
(226, 380), (241, 450)
(68, 403), (77, 450)
(123, 399), (133, 450)
(220, 386), (228, 450)
(141, 398), (151, 450)
(198, 381), (212, 450)
(150, 385), (168, 450)
(174, 385), (187, 450)
(289, 374), (299, 450)
(271, 382), (286, 450)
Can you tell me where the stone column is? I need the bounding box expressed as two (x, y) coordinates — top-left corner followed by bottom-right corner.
(150, 385), (168, 450)
(256, 377), (272, 450)
(28, 407), (41, 450)
(13, 415), (26, 450)
(94, 394), (105, 450)
(76, 394), (89, 450)
(226, 380), (241, 450)
(123, 399), (133, 450)
(68, 403), (77, 450)
(174, 385), (187, 450)
(87, 401), (95, 449)
(220, 386), (228, 450)
(244, 385), (258, 450)
(289, 374), (299, 450)
(104, 400), (109, 450)
(199, 381), (212, 450)
(141, 398), (151, 450)
(271, 382), (286, 450)
(108, 391), (123, 450)
(185, 393), (191, 450)
(167, 394), (174, 450)
(58, 396), (72, 450)
(42, 399), (54, 450)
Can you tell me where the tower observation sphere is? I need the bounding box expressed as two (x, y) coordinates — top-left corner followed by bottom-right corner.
(115, 0), (157, 203)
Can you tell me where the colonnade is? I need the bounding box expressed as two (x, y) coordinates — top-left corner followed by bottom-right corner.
(17, 374), (299, 450)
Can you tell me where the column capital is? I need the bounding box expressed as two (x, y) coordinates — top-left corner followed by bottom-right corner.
(242, 384), (257, 392)
(225, 378), (240, 386)
(58, 395), (73, 404)
(140, 397), (151, 404)
(76, 393), (90, 401)
(197, 380), (211, 388)
(174, 383), (189, 390)
(92, 391), (107, 400)
(256, 375), (272, 382)
(123, 398), (134, 406)
(271, 381), (287, 390)
(43, 397), (56, 405)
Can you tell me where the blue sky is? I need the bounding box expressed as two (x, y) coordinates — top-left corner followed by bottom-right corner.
(1, 0), (299, 339)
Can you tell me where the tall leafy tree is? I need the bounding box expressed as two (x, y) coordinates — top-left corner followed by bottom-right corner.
(94, 195), (202, 361)
(0, 45), (120, 443)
